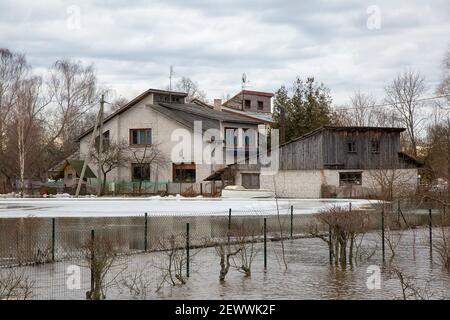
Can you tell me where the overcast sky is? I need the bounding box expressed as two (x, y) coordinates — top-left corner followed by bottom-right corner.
(1, 0), (449, 105)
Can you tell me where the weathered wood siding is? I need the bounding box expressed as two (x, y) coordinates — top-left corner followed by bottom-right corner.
(279, 132), (323, 170)
(279, 128), (409, 170)
(321, 129), (401, 169)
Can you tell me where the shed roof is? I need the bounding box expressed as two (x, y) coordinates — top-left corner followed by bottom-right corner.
(51, 160), (97, 179)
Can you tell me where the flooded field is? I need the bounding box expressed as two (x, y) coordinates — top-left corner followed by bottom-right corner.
(8, 227), (450, 300)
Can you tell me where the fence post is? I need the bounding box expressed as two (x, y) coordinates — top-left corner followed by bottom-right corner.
(90, 229), (95, 296)
(228, 208), (232, 245)
(328, 224), (333, 265)
(263, 218), (267, 271)
(381, 208), (385, 264)
(290, 205), (293, 240)
(186, 223), (190, 278)
(144, 212), (148, 252)
(429, 208), (433, 260)
(51, 217), (56, 262)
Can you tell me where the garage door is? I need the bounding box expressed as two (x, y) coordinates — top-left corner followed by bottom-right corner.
(241, 173), (260, 189)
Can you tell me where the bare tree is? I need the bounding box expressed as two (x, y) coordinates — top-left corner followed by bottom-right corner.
(216, 241), (242, 282)
(230, 226), (259, 277)
(108, 96), (128, 114)
(312, 206), (369, 267)
(48, 59), (100, 157)
(387, 265), (432, 300)
(129, 143), (169, 194)
(349, 90), (377, 126)
(0, 268), (34, 300)
(83, 236), (126, 300)
(175, 77), (207, 102)
(153, 234), (190, 290)
(89, 140), (130, 195)
(385, 71), (426, 157)
(437, 47), (450, 101)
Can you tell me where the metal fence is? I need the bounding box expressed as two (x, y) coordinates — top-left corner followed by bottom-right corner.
(0, 203), (446, 300)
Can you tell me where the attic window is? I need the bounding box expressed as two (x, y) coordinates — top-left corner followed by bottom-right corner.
(257, 101), (264, 110)
(244, 99), (251, 109)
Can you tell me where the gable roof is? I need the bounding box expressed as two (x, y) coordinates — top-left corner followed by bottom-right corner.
(149, 103), (263, 132)
(222, 90), (274, 106)
(76, 88), (187, 141)
(77, 89), (264, 141)
(49, 159), (97, 179)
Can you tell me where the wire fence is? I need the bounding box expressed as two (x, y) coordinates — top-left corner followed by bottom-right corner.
(0, 203), (448, 300)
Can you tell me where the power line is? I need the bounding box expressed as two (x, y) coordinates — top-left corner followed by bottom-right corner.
(334, 93), (450, 112)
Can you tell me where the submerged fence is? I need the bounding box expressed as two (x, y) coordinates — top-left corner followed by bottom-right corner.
(0, 203), (446, 300)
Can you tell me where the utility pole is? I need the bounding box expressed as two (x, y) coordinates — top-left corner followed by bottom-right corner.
(97, 94), (105, 196)
(75, 96), (103, 197)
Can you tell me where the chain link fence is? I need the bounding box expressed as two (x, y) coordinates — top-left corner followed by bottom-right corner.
(0, 201), (448, 300)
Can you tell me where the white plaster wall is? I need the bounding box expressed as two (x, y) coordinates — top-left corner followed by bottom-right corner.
(260, 170), (323, 198)
(260, 168), (418, 198)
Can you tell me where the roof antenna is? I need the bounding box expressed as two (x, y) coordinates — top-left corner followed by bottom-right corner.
(241, 73), (249, 110)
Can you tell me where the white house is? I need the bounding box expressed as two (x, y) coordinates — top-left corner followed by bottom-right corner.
(76, 89), (265, 195)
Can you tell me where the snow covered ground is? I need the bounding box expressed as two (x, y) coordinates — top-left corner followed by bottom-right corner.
(0, 197), (377, 218)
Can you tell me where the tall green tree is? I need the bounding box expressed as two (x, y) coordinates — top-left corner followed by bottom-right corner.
(273, 77), (333, 142)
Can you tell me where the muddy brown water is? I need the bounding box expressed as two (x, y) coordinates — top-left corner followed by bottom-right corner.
(6, 227), (450, 300)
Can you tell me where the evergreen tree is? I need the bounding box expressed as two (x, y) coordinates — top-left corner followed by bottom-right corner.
(273, 77), (333, 142)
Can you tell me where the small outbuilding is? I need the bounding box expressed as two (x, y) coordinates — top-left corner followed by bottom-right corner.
(49, 159), (97, 190)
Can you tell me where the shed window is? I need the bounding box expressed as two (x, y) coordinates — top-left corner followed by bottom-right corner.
(347, 140), (356, 153)
(371, 139), (380, 154)
(339, 172), (362, 186)
(130, 129), (152, 146)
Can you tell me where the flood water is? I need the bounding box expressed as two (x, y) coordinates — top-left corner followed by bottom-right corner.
(12, 227), (450, 300)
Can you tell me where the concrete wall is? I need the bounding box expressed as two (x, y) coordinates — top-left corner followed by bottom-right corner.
(260, 168), (418, 198)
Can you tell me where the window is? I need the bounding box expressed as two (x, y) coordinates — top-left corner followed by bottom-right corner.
(244, 99), (251, 109)
(95, 130), (110, 150)
(243, 128), (254, 146)
(339, 172), (362, 186)
(371, 139), (380, 154)
(347, 140), (356, 153)
(130, 129), (152, 146)
(173, 163), (196, 182)
(225, 128), (238, 146)
(67, 173), (73, 180)
(132, 163), (150, 180)
(257, 101), (264, 110)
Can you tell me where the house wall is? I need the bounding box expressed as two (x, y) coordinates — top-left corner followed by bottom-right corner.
(225, 94), (271, 113)
(260, 168), (418, 198)
(79, 95), (258, 194)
